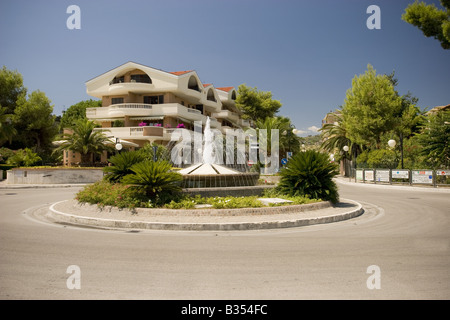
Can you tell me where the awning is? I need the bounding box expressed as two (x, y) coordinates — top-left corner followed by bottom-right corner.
(129, 116), (164, 121)
(106, 138), (139, 147)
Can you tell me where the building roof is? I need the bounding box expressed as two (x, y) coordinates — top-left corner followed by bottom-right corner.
(426, 104), (450, 115)
(169, 70), (193, 76)
(216, 87), (234, 92)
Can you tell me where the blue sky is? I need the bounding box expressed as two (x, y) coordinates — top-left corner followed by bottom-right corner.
(1, 0), (449, 136)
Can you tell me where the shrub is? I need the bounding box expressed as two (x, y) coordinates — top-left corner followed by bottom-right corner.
(103, 150), (145, 183)
(6, 148), (42, 167)
(75, 180), (147, 209)
(121, 160), (183, 200)
(276, 150), (339, 204)
(366, 149), (398, 169)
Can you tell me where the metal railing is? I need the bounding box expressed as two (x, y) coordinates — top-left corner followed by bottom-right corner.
(349, 168), (450, 187)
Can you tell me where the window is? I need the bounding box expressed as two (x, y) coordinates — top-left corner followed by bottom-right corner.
(188, 75), (200, 92)
(110, 76), (124, 84)
(144, 95), (164, 104)
(130, 74), (152, 84)
(207, 89), (216, 102)
(111, 97), (124, 105)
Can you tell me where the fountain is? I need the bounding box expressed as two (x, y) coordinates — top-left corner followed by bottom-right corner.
(177, 117), (261, 196)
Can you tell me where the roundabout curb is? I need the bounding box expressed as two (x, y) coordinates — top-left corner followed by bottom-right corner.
(47, 199), (364, 231)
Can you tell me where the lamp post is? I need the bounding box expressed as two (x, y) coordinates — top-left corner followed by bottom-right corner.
(115, 138), (123, 153)
(388, 138), (403, 169)
(343, 145), (349, 177)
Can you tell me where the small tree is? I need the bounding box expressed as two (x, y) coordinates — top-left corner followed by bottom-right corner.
(60, 99), (101, 131)
(416, 110), (450, 168)
(54, 118), (113, 166)
(0, 106), (17, 146)
(235, 84), (282, 121)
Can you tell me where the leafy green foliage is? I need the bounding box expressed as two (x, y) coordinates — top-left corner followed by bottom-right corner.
(416, 110), (450, 168)
(256, 116), (301, 156)
(6, 148), (42, 166)
(138, 142), (171, 162)
(402, 0), (450, 49)
(0, 106), (17, 146)
(121, 160), (183, 199)
(0, 66), (27, 115)
(342, 65), (403, 148)
(366, 149), (398, 169)
(60, 99), (101, 130)
(276, 150), (339, 204)
(76, 180), (147, 210)
(103, 150), (146, 183)
(235, 84), (282, 121)
(13, 90), (58, 152)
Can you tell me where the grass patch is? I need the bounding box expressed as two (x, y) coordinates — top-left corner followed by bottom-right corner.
(76, 181), (322, 210)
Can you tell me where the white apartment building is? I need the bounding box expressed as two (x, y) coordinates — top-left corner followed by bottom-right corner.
(84, 61), (251, 149)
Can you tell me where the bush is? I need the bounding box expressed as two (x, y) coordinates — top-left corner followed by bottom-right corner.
(121, 160), (183, 199)
(76, 180), (147, 210)
(366, 149), (398, 169)
(276, 150), (339, 204)
(103, 150), (146, 183)
(6, 148), (42, 167)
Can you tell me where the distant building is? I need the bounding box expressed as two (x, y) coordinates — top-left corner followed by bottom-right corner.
(321, 109), (342, 127)
(61, 61), (251, 166)
(425, 104), (449, 115)
(84, 61), (250, 148)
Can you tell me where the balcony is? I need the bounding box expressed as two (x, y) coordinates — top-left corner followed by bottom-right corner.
(213, 110), (239, 123)
(94, 126), (164, 141)
(87, 103), (153, 119)
(108, 79), (154, 95)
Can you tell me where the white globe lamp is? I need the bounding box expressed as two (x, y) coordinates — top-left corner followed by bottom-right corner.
(388, 139), (396, 148)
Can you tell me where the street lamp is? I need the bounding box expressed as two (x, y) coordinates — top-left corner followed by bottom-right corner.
(388, 139), (404, 169)
(115, 138), (123, 151)
(388, 139), (396, 148)
(343, 145), (349, 152)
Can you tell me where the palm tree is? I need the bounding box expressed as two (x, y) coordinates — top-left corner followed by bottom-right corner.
(0, 106), (17, 146)
(256, 116), (301, 156)
(54, 118), (113, 166)
(121, 160), (183, 198)
(277, 150), (340, 204)
(319, 114), (361, 159)
(103, 150), (145, 183)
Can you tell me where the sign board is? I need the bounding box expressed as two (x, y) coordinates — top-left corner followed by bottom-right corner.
(412, 170), (433, 184)
(364, 170), (374, 181)
(436, 170), (450, 176)
(392, 170), (409, 179)
(376, 169), (390, 182)
(287, 152), (293, 159)
(356, 170), (363, 181)
(281, 158), (288, 165)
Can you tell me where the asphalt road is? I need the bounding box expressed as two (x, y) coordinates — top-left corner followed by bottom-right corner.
(0, 181), (449, 300)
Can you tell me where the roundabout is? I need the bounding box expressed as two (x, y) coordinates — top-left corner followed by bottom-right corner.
(44, 198), (363, 231)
